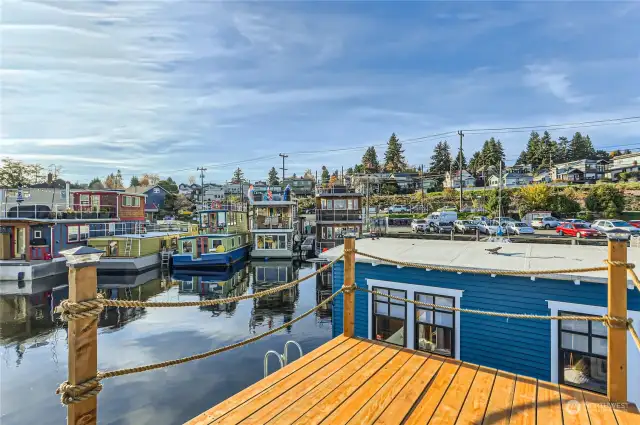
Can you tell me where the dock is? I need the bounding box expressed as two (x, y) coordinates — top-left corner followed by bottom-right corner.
(185, 335), (639, 424)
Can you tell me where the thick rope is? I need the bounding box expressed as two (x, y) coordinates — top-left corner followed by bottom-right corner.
(357, 287), (628, 324)
(629, 320), (640, 353)
(56, 287), (344, 404)
(56, 255), (343, 319)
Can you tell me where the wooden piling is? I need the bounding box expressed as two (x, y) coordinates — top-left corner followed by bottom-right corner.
(67, 263), (99, 425)
(343, 236), (356, 338)
(607, 237), (628, 403)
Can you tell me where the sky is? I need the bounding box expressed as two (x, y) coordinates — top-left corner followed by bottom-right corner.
(1, 0), (640, 185)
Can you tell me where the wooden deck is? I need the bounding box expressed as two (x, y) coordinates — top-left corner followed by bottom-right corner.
(186, 336), (639, 425)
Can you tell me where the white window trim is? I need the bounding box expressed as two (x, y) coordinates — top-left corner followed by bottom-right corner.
(33, 230), (42, 238)
(366, 279), (463, 359)
(547, 300), (640, 406)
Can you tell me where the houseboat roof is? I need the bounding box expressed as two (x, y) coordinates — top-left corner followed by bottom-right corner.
(89, 231), (187, 240)
(179, 233), (238, 239)
(0, 218), (120, 224)
(321, 238), (640, 285)
(251, 200), (297, 206)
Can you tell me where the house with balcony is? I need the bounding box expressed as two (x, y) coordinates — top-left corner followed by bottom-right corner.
(488, 172), (534, 188)
(315, 186), (363, 253)
(605, 152), (640, 181)
(249, 192), (300, 259)
(444, 170), (476, 189)
(551, 159), (608, 183)
(0, 187), (145, 279)
(349, 173), (387, 195)
(283, 176), (315, 197)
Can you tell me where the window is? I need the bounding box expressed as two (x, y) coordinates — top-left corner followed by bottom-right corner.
(257, 234), (287, 250)
(68, 225), (79, 243)
(153, 187), (161, 194)
(122, 196), (141, 207)
(415, 293), (455, 357)
(327, 227), (333, 239)
(183, 240), (193, 253)
(79, 225), (89, 240)
(327, 200), (333, 209)
(334, 199), (346, 209)
(33, 230), (42, 239)
(80, 194), (90, 206)
(559, 311), (607, 393)
(372, 287), (406, 347)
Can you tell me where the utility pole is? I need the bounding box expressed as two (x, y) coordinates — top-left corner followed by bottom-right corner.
(458, 130), (464, 211)
(197, 167), (207, 209)
(498, 160), (503, 220)
(279, 153), (288, 189)
(420, 164), (425, 212)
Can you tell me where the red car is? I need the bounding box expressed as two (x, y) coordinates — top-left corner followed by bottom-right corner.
(556, 223), (600, 238)
(629, 220), (640, 228)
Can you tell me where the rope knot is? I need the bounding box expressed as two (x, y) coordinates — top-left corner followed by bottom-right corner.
(604, 260), (635, 269)
(56, 377), (103, 405)
(56, 293), (104, 322)
(341, 285), (355, 294)
(603, 315), (628, 329)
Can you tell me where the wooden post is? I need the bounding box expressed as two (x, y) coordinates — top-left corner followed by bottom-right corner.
(607, 236), (628, 403)
(67, 262), (99, 425)
(343, 236), (356, 338)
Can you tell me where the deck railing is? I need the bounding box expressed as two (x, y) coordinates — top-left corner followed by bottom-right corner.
(0, 203), (118, 220)
(54, 234), (639, 425)
(315, 209), (362, 222)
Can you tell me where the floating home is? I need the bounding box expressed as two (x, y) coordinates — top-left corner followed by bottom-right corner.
(249, 188), (300, 259)
(0, 188), (146, 281)
(322, 238), (640, 406)
(315, 186), (364, 253)
(173, 204), (250, 268)
(87, 224), (198, 274)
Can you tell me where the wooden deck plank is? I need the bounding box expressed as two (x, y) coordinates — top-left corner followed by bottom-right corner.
(509, 375), (538, 425)
(428, 362), (480, 425)
(317, 348), (415, 424)
(403, 358), (461, 425)
(211, 338), (361, 424)
(583, 391), (620, 425)
(239, 340), (374, 425)
(535, 381), (563, 425)
(290, 345), (402, 425)
(344, 352), (428, 425)
(373, 356), (444, 425)
(612, 401), (640, 425)
(454, 366), (497, 425)
(557, 384), (591, 425)
(265, 341), (388, 425)
(481, 370), (516, 425)
(184, 335), (350, 425)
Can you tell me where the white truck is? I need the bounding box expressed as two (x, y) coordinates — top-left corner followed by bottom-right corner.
(425, 211), (457, 227)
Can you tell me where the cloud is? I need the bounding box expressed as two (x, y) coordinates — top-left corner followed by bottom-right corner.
(1, 1), (639, 182)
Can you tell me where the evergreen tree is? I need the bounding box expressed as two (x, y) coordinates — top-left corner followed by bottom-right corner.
(114, 169), (124, 188)
(515, 150), (528, 166)
(538, 130), (556, 170)
(354, 164), (365, 173)
(267, 167), (280, 186)
(525, 131), (541, 168)
(346, 167), (354, 175)
(429, 140), (452, 175)
(468, 151), (482, 174)
(481, 137), (504, 169)
(232, 167), (245, 183)
(593, 150), (610, 161)
(321, 166), (330, 184)
(452, 147), (467, 172)
(555, 136), (569, 164)
(383, 133), (406, 172)
(567, 132), (595, 161)
(130, 176), (140, 187)
(89, 177), (104, 190)
(361, 147), (380, 173)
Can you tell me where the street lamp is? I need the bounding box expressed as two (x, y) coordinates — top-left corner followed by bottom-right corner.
(60, 246), (104, 267)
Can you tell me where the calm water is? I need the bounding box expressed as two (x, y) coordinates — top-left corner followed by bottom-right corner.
(0, 260), (334, 425)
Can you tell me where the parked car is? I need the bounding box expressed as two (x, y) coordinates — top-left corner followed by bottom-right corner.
(561, 218), (592, 227)
(387, 205), (410, 213)
(454, 220), (479, 233)
(522, 211), (553, 227)
(478, 220), (501, 235)
(591, 220), (640, 235)
(425, 211), (457, 227)
(410, 205), (428, 213)
(428, 221), (453, 233)
(411, 219), (428, 233)
(505, 222), (535, 235)
(556, 223), (600, 238)
(531, 216), (561, 229)
(629, 220), (640, 228)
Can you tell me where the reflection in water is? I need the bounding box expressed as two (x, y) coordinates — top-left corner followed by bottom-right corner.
(0, 259), (333, 425)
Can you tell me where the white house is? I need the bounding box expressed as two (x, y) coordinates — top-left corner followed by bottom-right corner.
(605, 152), (640, 180)
(488, 173), (534, 188)
(444, 170), (475, 189)
(533, 170), (552, 183)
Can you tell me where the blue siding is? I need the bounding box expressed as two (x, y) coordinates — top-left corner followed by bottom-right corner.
(332, 261), (640, 382)
(144, 188), (166, 211)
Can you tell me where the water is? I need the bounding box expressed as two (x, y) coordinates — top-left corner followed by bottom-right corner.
(0, 260), (334, 425)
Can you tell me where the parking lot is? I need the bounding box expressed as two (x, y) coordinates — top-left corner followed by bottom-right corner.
(387, 226), (607, 241)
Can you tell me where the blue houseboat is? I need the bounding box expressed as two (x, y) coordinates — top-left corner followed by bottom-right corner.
(173, 204), (250, 268)
(323, 237), (640, 406)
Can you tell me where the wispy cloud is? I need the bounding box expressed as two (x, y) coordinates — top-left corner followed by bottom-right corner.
(523, 64), (588, 104)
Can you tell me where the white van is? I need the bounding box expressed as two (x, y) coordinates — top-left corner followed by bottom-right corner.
(425, 211), (457, 226)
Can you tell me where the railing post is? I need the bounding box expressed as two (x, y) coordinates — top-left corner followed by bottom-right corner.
(343, 236), (356, 338)
(607, 234), (628, 403)
(62, 247), (103, 425)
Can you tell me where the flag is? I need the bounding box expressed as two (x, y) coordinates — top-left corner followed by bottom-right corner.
(267, 187), (273, 201)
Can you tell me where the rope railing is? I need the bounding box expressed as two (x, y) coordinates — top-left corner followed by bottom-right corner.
(56, 286), (345, 405)
(353, 250), (640, 288)
(56, 254), (343, 321)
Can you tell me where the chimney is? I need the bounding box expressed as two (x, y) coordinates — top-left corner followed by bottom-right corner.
(47, 173), (53, 185)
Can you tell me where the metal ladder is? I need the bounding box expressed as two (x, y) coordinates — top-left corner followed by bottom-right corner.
(124, 237), (133, 256)
(160, 249), (171, 268)
(264, 341), (303, 378)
